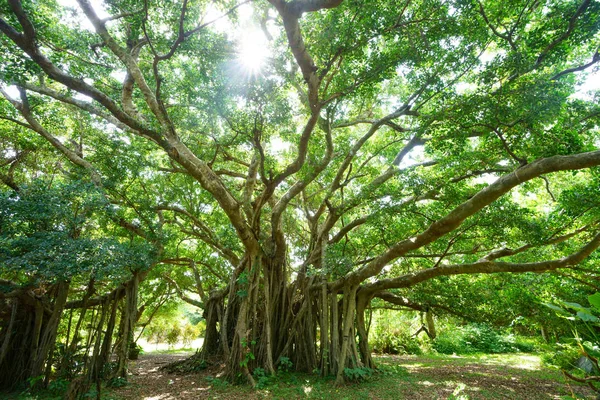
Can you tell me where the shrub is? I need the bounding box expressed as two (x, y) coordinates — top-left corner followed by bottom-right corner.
(107, 376), (128, 388)
(432, 323), (536, 355)
(462, 324), (510, 353)
(145, 319), (169, 345)
(278, 356), (293, 372)
(370, 329), (423, 355)
(48, 378), (70, 395)
(543, 292), (600, 393)
(502, 334), (537, 353)
(166, 323), (182, 348)
(432, 332), (473, 354)
(182, 323), (201, 347)
(344, 366), (374, 382)
(253, 367), (272, 388)
(541, 343), (581, 370)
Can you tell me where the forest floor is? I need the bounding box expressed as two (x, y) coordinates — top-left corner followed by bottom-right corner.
(101, 351), (595, 400)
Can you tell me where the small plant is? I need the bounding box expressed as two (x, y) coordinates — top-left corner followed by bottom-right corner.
(206, 376), (230, 389)
(541, 342), (581, 369)
(253, 367), (272, 388)
(107, 376), (128, 388)
(48, 378), (70, 395)
(83, 387), (100, 398)
(343, 366), (374, 382)
(23, 375), (44, 393)
(545, 292), (600, 395)
(278, 356), (293, 372)
(239, 338), (256, 368)
(378, 364), (409, 376)
(29, 375), (44, 387)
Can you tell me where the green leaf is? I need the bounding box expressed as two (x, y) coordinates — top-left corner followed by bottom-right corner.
(561, 301), (587, 312)
(588, 293), (600, 311)
(543, 303), (570, 315)
(576, 311), (599, 323)
(582, 342), (600, 358)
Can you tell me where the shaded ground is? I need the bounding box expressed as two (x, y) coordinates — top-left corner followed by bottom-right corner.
(105, 352), (595, 400)
(383, 354), (594, 399)
(108, 352), (237, 400)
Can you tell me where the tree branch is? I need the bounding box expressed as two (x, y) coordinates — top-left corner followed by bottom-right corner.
(331, 149), (600, 290)
(364, 230), (600, 293)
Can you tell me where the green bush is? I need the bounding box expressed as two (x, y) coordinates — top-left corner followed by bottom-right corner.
(463, 324), (510, 353)
(432, 332), (472, 354)
(503, 334), (537, 353)
(344, 366), (374, 382)
(182, 323), (201, 347)
(253, 367), (272, 388)
(48, 378), (69, 395)
(278, 356), (293, 372)
(432, 323), (536, 355)
(145, 319), (169, 345)
(370, 329), (423, 355)
(543, 293), (600, 392)
(166, 323), (182, 348)
(541, 343), (581, 370)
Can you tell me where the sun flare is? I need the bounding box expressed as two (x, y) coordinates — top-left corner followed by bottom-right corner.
(237, 30), (270, 76)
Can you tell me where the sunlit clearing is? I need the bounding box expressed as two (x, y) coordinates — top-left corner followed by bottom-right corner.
(237, 30), (269, 76)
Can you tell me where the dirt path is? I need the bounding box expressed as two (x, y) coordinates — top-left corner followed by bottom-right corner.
(108, 353), (251, 400)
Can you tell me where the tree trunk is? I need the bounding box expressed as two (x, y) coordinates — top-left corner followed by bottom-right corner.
(115, 274), (139, 378)
(200, 296), (222, 360)
(262, 258), (275, 375)
(0, 281), (70, 390)
(426, 309), (436, 339)
(356, 292), (374, 369)
(330, 289), (340, 375)
(319, 279), (330, 376)
(336, 285), (357, 385)
(164, 249), (385, 386)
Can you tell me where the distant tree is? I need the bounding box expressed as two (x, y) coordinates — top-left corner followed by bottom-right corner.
(166, 323), (182, 349)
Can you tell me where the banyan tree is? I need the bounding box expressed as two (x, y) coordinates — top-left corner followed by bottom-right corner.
(1, 0), (600, 392)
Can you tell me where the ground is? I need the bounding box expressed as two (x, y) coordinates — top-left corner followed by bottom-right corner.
(103, 351), (595, 400)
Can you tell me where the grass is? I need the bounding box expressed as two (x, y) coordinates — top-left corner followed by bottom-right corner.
(201, 353), (592, 399)
(142, 346), (198, 355)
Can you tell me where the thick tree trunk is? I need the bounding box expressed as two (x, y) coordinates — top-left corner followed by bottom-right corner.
(200, 296), (222, 360)
(38, 282), (70, 387)
(0, 281), (70, 390)
(115, 274), (139, 378)
(165, 250), (380, 386)
(225, 253), (257, 385)
(262, 259), (275, 375)
(356, 292), (374, 369)
(336, 285), (357, 385)
(330, 289), (340, 375)
(319, 279), (330, 376)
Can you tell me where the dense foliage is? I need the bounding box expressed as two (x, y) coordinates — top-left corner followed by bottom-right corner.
(1, 0), (599, 395)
